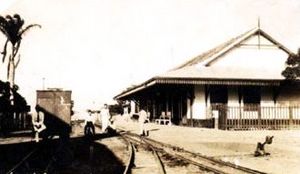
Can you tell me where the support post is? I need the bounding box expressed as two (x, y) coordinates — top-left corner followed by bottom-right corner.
(213, 110), (219, 129)
(289, 105), (293, 130)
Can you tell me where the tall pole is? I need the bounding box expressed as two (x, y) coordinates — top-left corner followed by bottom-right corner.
(258, 17), (261, 49)
(42, 77), (45, 90)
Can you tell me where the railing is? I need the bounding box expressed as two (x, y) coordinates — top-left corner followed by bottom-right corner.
(0, 112), (32, 135)
(208, 104), (300, 130)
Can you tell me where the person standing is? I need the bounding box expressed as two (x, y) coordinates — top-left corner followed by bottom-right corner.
(138, 107), (149, 136)
(84, 110), (95, 136)
(100, 104), (111, 133)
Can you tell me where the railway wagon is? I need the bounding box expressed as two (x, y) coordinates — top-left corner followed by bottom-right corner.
(36, 88), (72, 139)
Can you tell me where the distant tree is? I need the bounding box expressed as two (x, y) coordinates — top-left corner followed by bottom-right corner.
(0, 14), (41, 87)
(109, 104), (124, 115)
(0, 80), (29, 136)
(282, 49), (300, 80)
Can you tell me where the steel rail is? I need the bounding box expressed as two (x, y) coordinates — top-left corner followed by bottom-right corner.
(122, 137), (135, 174)
(121, 134), (166, 174)
(142, 136), (266, 174)
(123, 132), (266, 174)
(140, 137), (167, 174)
(124, 134), (224, 174)
(171, 152), (227, 174)
(43, 140), (67, 173)
(6, 147), (38, 174)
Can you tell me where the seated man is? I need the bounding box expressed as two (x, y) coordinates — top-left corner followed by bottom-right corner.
(32, 107), (47, 142)
(254, 136), (274, 157)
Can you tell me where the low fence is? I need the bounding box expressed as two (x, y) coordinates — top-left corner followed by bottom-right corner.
(209, 105), (300, 130)
(186, 118), (214, 128)
(0, 112), (32, 135)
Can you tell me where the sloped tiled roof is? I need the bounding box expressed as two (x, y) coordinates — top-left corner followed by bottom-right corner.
(158, 66), (284, 80)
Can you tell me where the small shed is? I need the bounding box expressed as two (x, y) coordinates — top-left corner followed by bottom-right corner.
(36, 88), (72, 126)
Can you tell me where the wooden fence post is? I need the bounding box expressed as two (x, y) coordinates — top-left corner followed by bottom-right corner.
(289, 106), (293, 130)
(258, 106), (262, 130)
(239, 106), (242, 130)
(213, 110), (219, 129)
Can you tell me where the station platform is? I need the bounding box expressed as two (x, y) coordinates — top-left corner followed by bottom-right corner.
(1, 116), (299, 173)
(113, 116), (300, 174)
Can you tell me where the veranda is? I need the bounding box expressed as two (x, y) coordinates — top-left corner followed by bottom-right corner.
(200, 104), (300, 130)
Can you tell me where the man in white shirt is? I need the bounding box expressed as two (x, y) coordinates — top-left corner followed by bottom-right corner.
(100, 104), (111, 133)
(32, 107), (47, 142)
(84, 110), (95, 136)
(138, 108), (149, 136)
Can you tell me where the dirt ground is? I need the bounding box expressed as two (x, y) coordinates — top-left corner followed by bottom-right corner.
(113, 115), (300, 174)
(1, 117), (299, 173)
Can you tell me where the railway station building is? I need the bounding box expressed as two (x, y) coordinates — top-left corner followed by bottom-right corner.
(114, 27), (300, 130)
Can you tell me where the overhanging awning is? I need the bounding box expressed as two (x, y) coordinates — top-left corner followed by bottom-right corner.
(114, 80), (157, 100)
(156, 78), (281, 86)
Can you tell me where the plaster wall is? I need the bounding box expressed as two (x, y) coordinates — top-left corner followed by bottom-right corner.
(192, 85), (206, 119)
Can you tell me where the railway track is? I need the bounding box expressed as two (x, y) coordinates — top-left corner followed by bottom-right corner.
(122, 131), (267, 174)
(121, 133), (166, 174)
(5, 139), (72, 174)
(5, 147), (39, 174)
(4, 123), (266, 174)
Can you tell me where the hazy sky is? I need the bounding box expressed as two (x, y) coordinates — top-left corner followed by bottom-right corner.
(0, 0), (300, 111)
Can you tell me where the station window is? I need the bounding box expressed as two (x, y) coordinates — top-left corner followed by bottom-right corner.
(243, 86), (261, 111)
(210, 85), (228, 104)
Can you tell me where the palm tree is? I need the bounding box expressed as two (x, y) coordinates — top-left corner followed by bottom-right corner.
(0, 14), (41, 87)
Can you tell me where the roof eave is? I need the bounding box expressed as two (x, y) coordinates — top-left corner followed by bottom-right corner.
(114, 77), (157, 100)
(114, 77), (286, 100)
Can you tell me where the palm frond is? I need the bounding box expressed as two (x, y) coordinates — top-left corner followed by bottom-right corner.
(0, 27), (8, 36)
(7, 56), (11, 79)
(5, 15), (12, 20)
(0, 16), (7, 27)
(15, 54), (21, 68)
(1, 39), (8, 63)
(13, 14), (24, 29)
(20, 24), (41, 36)
(12, 40), (21, 58)
(13, 14), (21, 21)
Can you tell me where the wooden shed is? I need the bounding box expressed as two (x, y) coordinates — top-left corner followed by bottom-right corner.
(36, 88), (72, 136)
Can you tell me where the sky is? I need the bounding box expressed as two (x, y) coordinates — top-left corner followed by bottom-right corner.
(0, 0), (300, 111)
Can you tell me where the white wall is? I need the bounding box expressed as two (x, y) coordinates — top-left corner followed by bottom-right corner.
(224, 86), (279, 107)
(187, 98), (191, 119)
(130, 101), (136, 115)
(209, 35), (288, 70)
(212, 48), (288, 70)
(192, 85), (206, 119)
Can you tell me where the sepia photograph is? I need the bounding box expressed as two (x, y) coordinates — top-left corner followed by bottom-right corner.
(0, 0), (300, 173)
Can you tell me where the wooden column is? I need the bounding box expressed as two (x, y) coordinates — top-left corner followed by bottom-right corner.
(289, 105), (293, 129)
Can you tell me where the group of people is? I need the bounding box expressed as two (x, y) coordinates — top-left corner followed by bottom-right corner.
(31, 104), (111, 142)
(84, 103), (111, 136)
(32, 103), (151, 142)
(84, 105), (150, 137)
